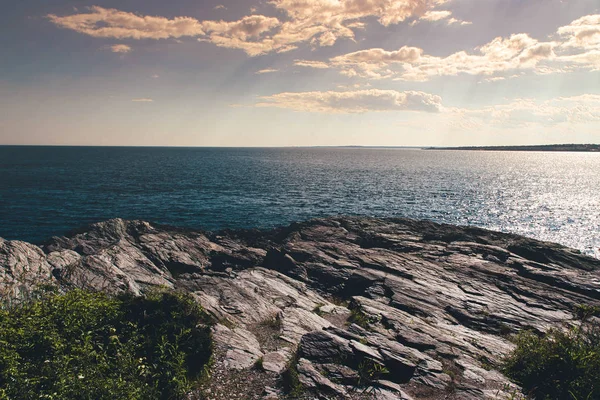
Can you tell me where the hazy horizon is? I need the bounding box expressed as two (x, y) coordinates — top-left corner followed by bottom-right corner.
(2, 0), (599, 146)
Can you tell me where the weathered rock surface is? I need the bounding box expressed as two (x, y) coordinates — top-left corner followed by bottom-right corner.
(2, 217), (600, 399)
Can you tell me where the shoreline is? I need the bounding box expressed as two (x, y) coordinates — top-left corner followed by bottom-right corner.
(427, 144), (600, 152)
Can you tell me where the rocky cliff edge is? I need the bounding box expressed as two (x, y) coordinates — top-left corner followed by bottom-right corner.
(1, 217), (599, 399)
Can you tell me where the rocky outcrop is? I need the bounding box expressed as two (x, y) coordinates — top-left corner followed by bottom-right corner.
(1, 217), (599, 399)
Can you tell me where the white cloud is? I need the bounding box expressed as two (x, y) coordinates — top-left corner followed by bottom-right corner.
(131, 98), (154, 102)
(256, 68), (279, 74)
(109, 44), (132, 53)
(48, 6), (206, 39)
(256, 89), (443, 113)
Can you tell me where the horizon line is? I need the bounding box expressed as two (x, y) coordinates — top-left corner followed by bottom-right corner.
(1, 143), (599, 149)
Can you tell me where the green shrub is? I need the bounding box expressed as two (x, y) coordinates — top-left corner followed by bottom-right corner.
(0, 289), (213, 400)
(503, 319), (600, 400)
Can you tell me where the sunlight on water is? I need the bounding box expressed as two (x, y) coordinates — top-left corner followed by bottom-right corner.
(0, 147), (598, 258)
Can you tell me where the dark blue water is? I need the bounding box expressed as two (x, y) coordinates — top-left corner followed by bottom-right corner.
(1, 146), (599, 257)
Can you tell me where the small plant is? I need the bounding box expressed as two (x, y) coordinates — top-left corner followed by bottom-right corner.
(442, 361), (461, 394)
(328, 296), (349, 307)
(347, 304), (379, 330)
(218, 317), (237, 329)
(282, 350), (304, 398)
(313, 303), (325, 316)
(354, 358), (389, 393)
(495, 384), (527, 400)
(477, 354), (495, 371)
(574, 304), (600, 322)
(260, 313), (282, 331)
(254, 356), (264, 371)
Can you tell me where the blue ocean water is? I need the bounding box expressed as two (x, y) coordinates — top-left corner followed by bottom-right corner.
(0, 146), (599, 257)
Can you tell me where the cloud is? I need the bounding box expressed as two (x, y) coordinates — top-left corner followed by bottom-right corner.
(421, 10), (452, 22)
(256, 89), (443, 113)
(256, 68), (279, 74)
(264, 0), (463, 51)
(415, 10), (471, 26)
(48, 6), (206, 39)
(294, 60), (330, 68)
(131, 98), (153, 102)
(109, 44), (132, 53)
(200, 15), (282, 55)
(334, 46), (423, 64)
(302, 15), (600, 80)
(214, 5), (227, 10)
(558, 14), (600, 50)
(480, 76), (506, 83)
(270, 0), (448, 28)
(47, 1), (464, 56)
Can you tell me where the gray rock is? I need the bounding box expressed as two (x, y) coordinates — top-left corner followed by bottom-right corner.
(212, 324), (263, 370)
(2, 216), (600, 399)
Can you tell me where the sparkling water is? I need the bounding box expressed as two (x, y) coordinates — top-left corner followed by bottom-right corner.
(1, 146), (598, 258)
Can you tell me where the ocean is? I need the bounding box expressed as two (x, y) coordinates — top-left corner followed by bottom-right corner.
(0, 146), (598, 258)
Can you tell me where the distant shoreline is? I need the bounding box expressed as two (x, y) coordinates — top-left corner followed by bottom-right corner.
(428, 144), (600, 152)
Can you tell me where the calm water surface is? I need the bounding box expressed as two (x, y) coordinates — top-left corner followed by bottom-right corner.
(0, 146), (598, 258)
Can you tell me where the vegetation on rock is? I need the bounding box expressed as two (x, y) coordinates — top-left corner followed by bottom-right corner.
(0, 288), (213, 400)
(503, 306), (600, 400)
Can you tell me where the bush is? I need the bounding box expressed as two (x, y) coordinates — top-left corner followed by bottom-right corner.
(0, 289), (213, 400)
(503, 318), (600, 400)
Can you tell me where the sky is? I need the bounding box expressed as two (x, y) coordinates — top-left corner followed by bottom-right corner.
(1, 0), (599, 147)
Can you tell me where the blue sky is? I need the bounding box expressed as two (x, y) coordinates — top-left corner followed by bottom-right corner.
(1, 0), (599, 146)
